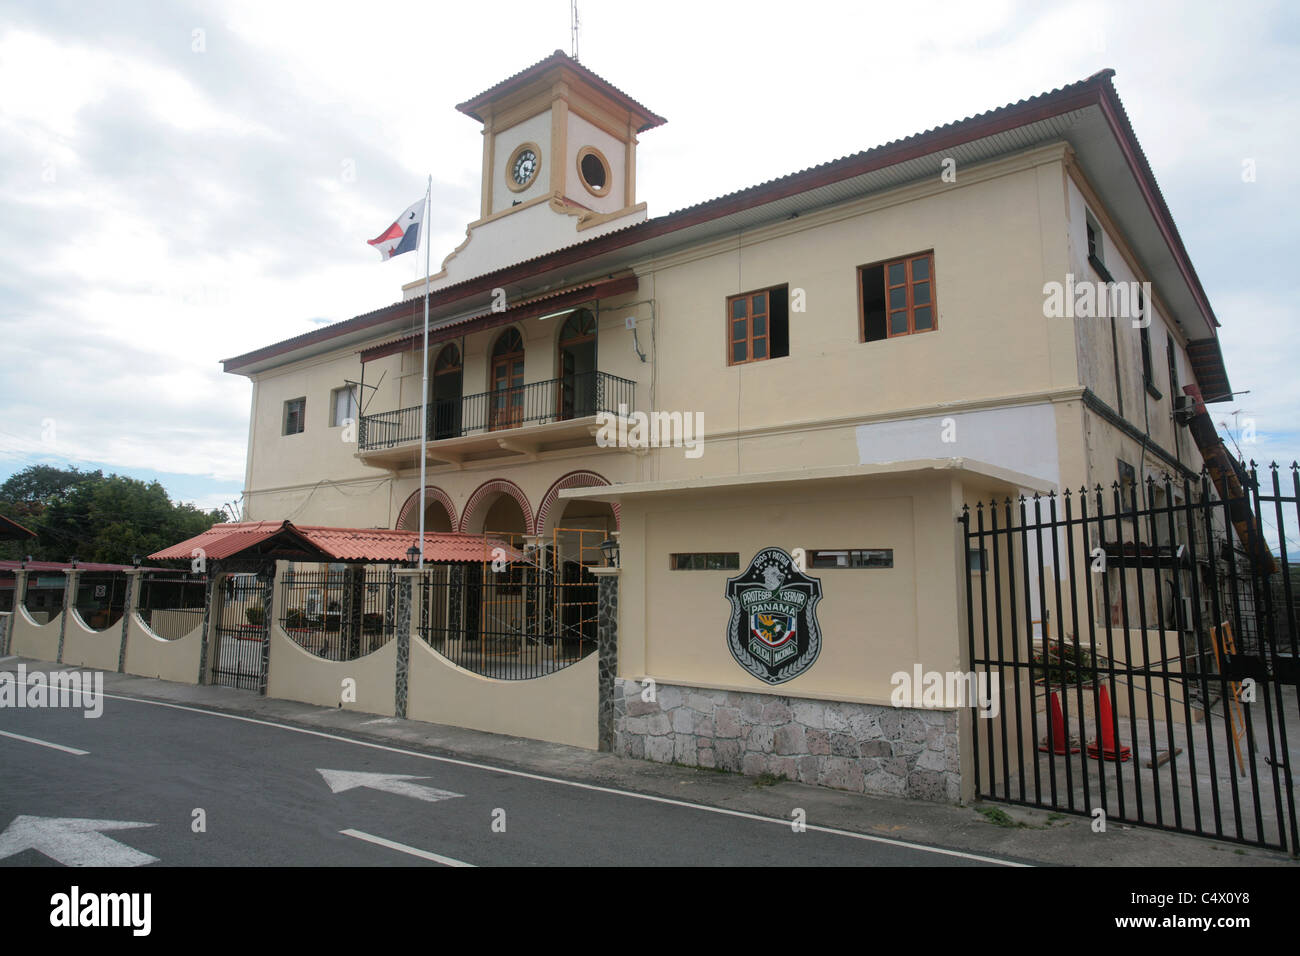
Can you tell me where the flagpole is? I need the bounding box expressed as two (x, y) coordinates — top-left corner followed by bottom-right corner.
(417, 174), (431, 571)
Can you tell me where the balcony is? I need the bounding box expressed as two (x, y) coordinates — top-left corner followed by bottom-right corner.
(357, 370), (635, 468)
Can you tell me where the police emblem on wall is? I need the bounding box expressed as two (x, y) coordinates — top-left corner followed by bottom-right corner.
(724, 548), (823, 684)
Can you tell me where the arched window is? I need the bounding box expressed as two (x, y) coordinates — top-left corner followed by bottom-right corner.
(434, 344), (461, 374)
(558, 309), (596, 345)
(430, 344), (462, 439)
(490, 329), (525, 430)
(557, 309), (596, 420)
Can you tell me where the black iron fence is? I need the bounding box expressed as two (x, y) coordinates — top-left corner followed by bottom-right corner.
(962, 463), (1298, 853)
(73, 572), (128, 630)
(278, 565), (396, 661)
(138, 573), (207, 640)
(416, 552), (599, 680)
(359, 370), (635, 451)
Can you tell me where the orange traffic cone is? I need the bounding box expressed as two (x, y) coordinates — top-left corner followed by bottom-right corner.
(1039, 691), (1080, 754)
(1087, 685), (1131, 762)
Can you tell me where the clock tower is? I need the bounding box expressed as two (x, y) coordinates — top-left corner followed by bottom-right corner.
(405, 50), (666, 297)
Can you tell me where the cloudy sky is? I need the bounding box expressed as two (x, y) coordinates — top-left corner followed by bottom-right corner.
(0, 0), (1296, 546)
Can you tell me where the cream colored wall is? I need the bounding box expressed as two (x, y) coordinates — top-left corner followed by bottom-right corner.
(423, 199), (648, 295)
(564, 111), (625, 215)
(407, 635), (598, 748)
(9, 606), (61, 662)
(638, 147), (1076, 485)
(244, 342), (402, 524)
(618, 471), (972, 706)
(491, 111), (552, 215)
(60, 611), (121, 671)
(266, 622), (397, 715)
(124, 613), (203, 683)
(1064, 175), (1201, 485)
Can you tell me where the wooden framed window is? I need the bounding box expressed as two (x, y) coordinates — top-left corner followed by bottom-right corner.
(726, 286), (789, 365)
(283, 397), (306, 435)
(860, 252), (936, 341)
(489, 329), (525, 430)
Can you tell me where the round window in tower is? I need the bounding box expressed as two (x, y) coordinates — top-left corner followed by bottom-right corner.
(577, 146), (611, 197)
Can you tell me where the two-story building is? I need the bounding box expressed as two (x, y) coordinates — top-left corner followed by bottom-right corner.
(217, 52), (1237, 803)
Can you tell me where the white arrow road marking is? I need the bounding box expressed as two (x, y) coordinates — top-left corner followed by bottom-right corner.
(0, 730), (88, 755)
(317, 768), (463, 803)
(0, 816), (157, 866)
(340, 829), (473, 867)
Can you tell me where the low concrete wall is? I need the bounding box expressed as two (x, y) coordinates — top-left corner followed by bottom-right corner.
(10, 606), (61, 663)
(267, 623), (396, 715)
(124, 613), (203, 684)
(408, 639), (599, 749)
(60, 611), (122, 671)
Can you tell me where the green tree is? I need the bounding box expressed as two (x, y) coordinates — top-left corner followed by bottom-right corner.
(0, 465), (224, 564)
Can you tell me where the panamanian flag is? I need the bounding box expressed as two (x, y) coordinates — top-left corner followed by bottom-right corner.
(367, 198), (424, 260)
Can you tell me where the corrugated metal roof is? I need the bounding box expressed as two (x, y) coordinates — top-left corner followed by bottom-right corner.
(456, 49), (666, 132)
(148, 521), (525, 564)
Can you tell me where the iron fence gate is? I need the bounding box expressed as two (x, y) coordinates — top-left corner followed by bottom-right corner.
(278, 566), (396, 661)
(416, 529), (602, 679)
(961, 464), (1298, 853)
(212, 573), (267, 690)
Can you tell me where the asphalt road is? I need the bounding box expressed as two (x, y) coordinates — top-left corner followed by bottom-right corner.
(0, 686), (1024, 867)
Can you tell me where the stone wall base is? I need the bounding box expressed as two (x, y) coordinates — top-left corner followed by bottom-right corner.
(614, 678), (960, 802)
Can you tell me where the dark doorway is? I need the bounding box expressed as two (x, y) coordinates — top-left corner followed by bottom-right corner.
(558, 309), (596, 420)
(431, 344), (463, 440)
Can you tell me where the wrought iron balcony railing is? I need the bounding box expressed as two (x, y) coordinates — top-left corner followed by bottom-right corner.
(358, 370), (634, 451)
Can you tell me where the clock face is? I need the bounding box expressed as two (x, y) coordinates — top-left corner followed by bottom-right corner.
(512, 149), (537, 185)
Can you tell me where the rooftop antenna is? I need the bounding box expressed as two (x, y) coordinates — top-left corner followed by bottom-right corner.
(570, 0), (580, 61)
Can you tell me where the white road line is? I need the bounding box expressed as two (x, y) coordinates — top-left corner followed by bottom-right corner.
(0, 729), (88, 755)
(71, 686), (1029, 866)
(340, 828), (474, 867)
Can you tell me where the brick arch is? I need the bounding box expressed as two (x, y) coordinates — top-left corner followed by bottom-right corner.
(458, 478), (534, 533)
(534, 470), (620, 535)
(395, 486), (457, 532)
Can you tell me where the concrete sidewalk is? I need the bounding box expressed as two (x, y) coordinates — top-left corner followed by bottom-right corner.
(8, 656), (1295, 867)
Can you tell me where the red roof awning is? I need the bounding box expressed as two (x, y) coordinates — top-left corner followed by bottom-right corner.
(148, 521), (526, 565)
(359, 274), (637, 363)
